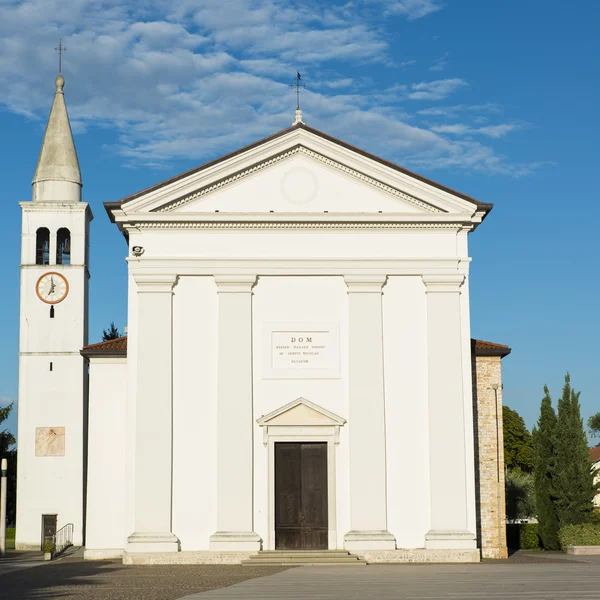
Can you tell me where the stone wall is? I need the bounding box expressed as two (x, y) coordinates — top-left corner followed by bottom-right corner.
(472, 351), (508, 559)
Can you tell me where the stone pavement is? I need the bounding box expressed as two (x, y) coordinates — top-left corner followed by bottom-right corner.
(0, 551), (47, 576)
(1, 552), (600, 600)
(179, 557), (600, 600)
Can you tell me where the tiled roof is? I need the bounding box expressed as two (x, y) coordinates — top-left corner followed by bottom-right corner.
(81, 335), (511, 359)
(81, 336), (127, 357)
(472, 339), (512, 358)
(589, 446), (600, 463)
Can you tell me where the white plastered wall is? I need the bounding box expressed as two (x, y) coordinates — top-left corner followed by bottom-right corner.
(85, 358), (127, 558)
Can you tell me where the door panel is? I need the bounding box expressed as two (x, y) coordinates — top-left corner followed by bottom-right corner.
(275, 442), (328, 550)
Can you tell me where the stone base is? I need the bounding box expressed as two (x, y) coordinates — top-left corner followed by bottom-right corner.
(126, 532), (179, 553)
(209, 531), (261, 551)
(15, 542), (43, 551)
(84, 548), (125, 560)
(344, 530), (396, 551)
(123, 551), (257, 565)
(359, 548), (480, 563)
(425, 530), (477, 550)
(566, 545), (600, 555)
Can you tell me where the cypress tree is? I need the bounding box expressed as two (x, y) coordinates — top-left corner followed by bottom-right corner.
(533, 386), (560, 549)
(553, 373), (597, 526)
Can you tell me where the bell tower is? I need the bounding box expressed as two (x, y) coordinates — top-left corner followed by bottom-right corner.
(16, 73), (92, 549)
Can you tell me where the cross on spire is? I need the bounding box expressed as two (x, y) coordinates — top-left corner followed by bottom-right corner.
(290, 71), (306, 125)
(55, 39), (66, 75)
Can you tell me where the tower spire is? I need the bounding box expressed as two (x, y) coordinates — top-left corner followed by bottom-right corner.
(32, 56), (82, 202)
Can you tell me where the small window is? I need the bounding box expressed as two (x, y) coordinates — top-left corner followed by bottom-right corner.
(36, 228), (50, 265)
(56, 228), (71, 265)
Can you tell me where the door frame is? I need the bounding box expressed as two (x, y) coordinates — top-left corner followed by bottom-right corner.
(266, 429), (338, 550)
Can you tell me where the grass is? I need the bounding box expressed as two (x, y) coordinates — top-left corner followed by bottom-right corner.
(6, 527), (15, 550)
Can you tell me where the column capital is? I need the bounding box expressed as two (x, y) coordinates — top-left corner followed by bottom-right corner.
(344, 275), (387, 294)
(133, 273), (178, 293)
(214, 275), (257, 293)
(422, 274), (464, 294)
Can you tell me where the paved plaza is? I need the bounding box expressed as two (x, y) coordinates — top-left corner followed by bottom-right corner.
(1, 553), (600, 600)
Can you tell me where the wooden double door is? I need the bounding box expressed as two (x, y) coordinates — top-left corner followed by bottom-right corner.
(275, 442), (328, 550)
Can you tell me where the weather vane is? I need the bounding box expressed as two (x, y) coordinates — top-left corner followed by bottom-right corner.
(290, 71), (305, 111)
(55, 39), (66, 75)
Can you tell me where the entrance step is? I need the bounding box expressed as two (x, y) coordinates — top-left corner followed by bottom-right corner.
(241, 550), (367, 566)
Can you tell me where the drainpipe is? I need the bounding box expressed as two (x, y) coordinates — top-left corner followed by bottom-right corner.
(492, 383), (503, 558)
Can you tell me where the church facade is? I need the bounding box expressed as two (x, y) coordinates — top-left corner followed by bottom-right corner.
(16, 78), (510, 563)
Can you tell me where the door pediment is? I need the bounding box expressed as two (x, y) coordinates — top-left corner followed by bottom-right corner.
(257, 397), (346, 428)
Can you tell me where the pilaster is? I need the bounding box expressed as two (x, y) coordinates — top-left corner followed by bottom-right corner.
(209, 275), (261, 551)
(343, 275), (395, 551)
(422, 275), (476, 550)
(126, 273), (179, 553)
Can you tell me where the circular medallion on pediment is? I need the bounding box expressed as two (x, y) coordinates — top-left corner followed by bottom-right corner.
(280, 167), (318, 205)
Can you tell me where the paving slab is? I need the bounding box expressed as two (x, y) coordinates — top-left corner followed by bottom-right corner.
(179, 561), (599, 600)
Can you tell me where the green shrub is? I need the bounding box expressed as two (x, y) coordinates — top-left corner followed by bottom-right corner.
(520, 523), (540, 549)
(506, 523), (540, 549)
(558, 523), (600, 548)
(6, 527), (15, 550)
(43, 539), (55, 554)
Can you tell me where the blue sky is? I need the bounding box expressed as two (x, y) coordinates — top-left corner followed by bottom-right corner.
(1, 0), (598, 439)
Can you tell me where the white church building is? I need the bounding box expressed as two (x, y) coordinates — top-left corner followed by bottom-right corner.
(16, 74), (511, 564)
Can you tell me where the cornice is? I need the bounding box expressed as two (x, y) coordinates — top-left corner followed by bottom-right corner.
(153, 145), (442, 215)
(127, 221), (464, 230)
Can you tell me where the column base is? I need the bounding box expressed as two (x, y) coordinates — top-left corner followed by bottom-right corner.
(344, 530), (396, 551)
(425, 530), (477, 550)
(126, 532), (179, 553)
(209, 531), (261, 551)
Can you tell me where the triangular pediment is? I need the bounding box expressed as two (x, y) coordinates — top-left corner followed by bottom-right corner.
(108, 125), (490, 228)
(257, 397), (346, 427)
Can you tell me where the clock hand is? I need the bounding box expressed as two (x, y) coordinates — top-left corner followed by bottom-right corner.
(49, 277), (55, 295)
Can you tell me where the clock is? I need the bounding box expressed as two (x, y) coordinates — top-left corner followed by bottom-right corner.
(36, 272), (69, 304)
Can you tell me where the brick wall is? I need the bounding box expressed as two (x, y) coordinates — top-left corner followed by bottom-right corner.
(472, 351), (508, 559)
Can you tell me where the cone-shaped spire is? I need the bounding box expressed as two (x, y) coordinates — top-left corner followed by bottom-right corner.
(32, 74), (82, 202)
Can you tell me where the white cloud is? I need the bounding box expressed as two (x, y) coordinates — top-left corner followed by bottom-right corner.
(407, 78), (468, 101)
(431, 122), (523, 139)
(377, 0), (444, 20)
(429, 52), (449, 72)
(0, 0), (535, 176)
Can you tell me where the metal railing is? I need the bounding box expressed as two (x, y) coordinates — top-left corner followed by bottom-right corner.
(52, 523), (74, 556)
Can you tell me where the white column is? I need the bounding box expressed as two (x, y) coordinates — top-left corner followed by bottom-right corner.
(127, 274), (178, 553)
(343, 275), (395, 551)
(209, 275), (261, 551)
(422, 275), (476, 550)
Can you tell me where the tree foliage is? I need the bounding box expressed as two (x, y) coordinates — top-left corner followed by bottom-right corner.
(102, 322), (121, 341)
(503, 406), (535, 472)
(553, 374), (598, 526)
(1, 402), (17, 526)
(588, 412), (600, 438)
(0, 402), (15, 457)
(533, 386), (560, 549)
(505, 468), (536, 521)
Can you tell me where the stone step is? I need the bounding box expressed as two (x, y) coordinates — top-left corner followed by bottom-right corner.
(242, 550), (367, 566)
(253, 551), (352, 558)
(243, 560), (367, 566)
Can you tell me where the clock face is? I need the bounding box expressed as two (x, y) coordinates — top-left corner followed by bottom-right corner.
(36, 272), (69, 304)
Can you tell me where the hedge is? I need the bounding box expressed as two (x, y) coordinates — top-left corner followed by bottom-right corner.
(558, 523), (600, 548)
(506, 523), (540, 549)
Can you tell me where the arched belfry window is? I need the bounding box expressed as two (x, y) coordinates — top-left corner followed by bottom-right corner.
(36, 228), (50, 265)
(56, 228), (71, 265)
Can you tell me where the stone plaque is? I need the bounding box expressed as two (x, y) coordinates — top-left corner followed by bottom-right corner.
(263, 322), (340, 379)
(35, 427), (65, 457)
